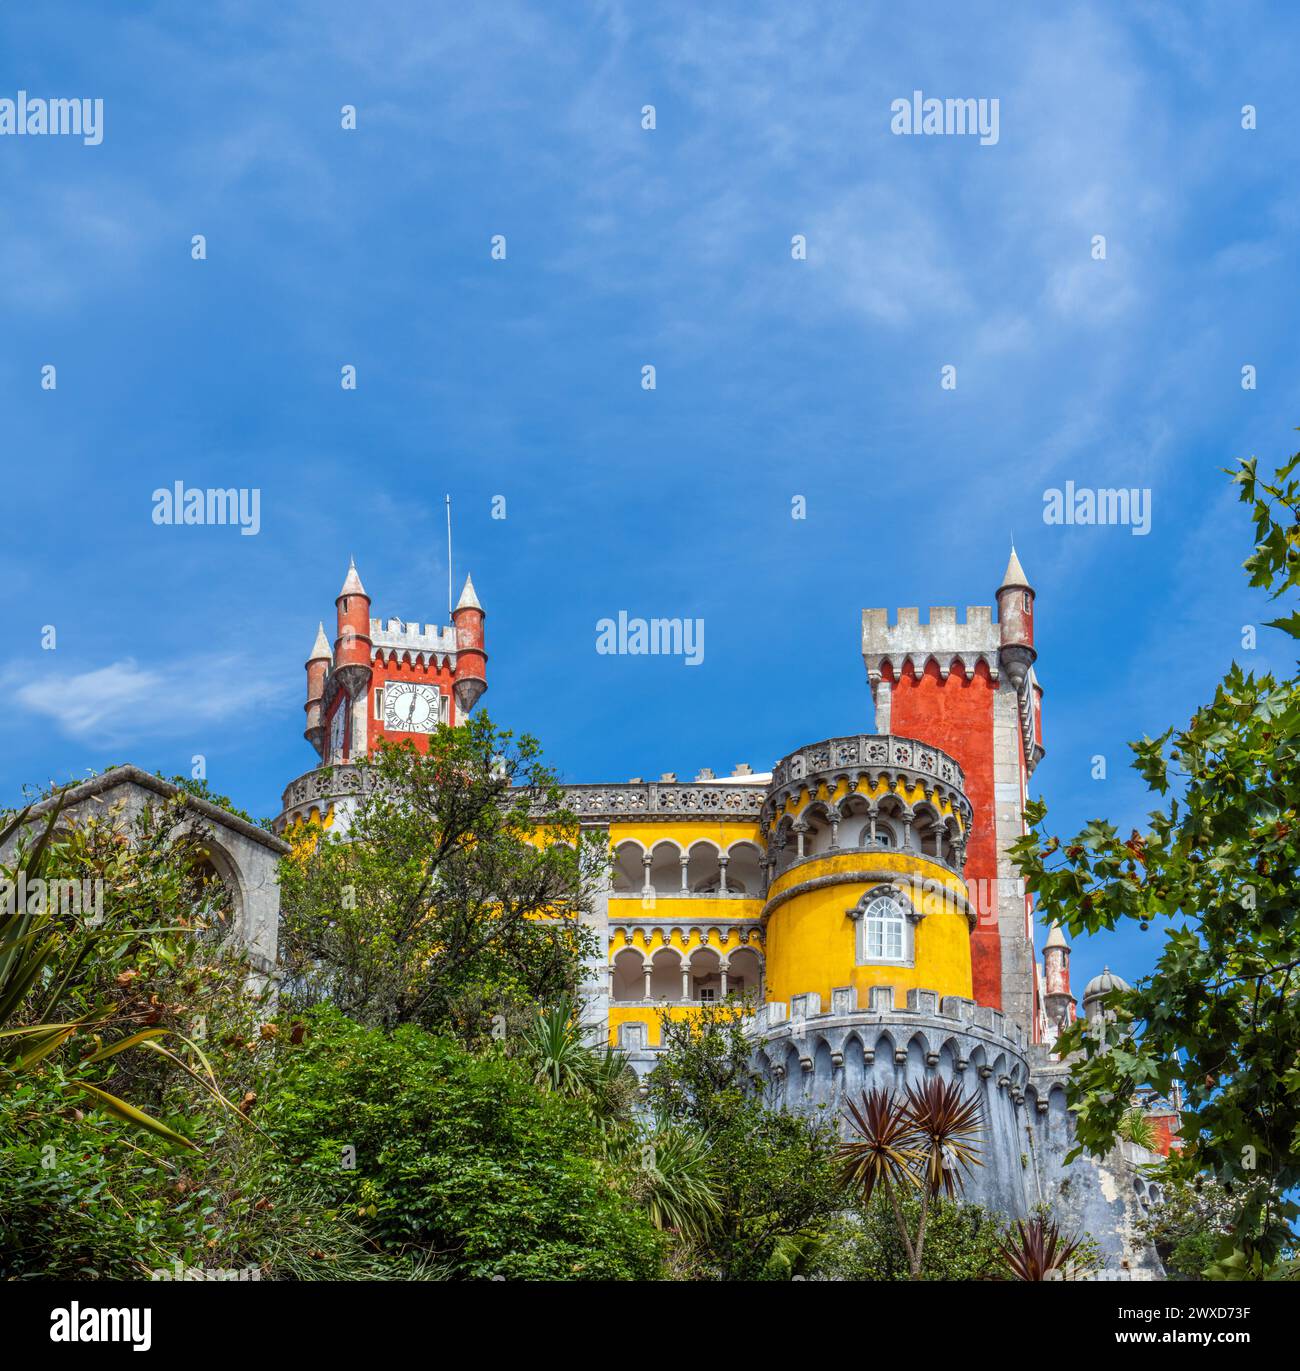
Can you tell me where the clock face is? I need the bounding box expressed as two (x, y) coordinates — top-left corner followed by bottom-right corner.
(384, 682), (440, 733)
(328, 702), (347, 762)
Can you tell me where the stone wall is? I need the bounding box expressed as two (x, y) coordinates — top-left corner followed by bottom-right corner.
(2, 766), (288, 983)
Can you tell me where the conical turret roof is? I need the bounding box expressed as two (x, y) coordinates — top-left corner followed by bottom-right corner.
(338, 557), (367, 598)
(307, 621), (332, 662)
(999, 545), (1031, 592)
(455, 573), (482, 611)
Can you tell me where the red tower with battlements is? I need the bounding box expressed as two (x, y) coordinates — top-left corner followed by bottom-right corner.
(863, 549), (1045, 1038)
(303, 560), (488, 766)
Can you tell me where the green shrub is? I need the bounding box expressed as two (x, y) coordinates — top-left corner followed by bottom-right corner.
(810, 1196), (1007, 1281)
(263, 1009), (663, 1280)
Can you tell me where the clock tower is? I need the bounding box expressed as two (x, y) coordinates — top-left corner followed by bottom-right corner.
(303, 559), (488, 767)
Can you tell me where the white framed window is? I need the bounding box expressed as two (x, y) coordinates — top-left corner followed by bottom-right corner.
(373, 685), (384, 720)
(865, 896), (905, 959)
(853, 890), (915, 966)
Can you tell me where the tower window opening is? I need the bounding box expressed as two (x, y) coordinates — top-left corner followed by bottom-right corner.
(862, 894), (906, 962)
(1023, 591), (1031, 612)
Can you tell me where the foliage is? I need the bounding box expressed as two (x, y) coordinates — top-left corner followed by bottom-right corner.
(261, 1008), (663, 1280)
(809, 1195), (1007, 1281)
(837, 1080), (984, 1278)
(644, 1002), (841, 1279)
(1135, 1167), (1284, 1281)
(1116, 1106), (1157, 1150)
(997, 1213), (1085, 1281)
(0, 795), (261, 1149)
(620, 1123), (722, 1240)
(0, 796), (420, 1280)
(0, 1068), (433, 1281)
(277, 717), (602, 1038)
(512, 997), (641, 1136)
(1009, 445), (1300, 1272)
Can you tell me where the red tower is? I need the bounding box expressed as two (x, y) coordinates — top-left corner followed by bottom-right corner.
(303, 622), (331, 753)
(1042, 922), (1075, 1039)
(333, 558), (373, 700)
(452, 574), (488, 716)
(862, 549), (1045, 1037)
(303, 560), (488, 765)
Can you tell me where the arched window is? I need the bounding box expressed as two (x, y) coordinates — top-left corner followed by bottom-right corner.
(852, 890), (914, 966)
(863, 894), (906, 960)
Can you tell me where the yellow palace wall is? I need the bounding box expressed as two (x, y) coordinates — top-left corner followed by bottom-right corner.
(605, 818), (764, 1046)
(763, 851), (972, 1007)
(604, 818), (973, 1045)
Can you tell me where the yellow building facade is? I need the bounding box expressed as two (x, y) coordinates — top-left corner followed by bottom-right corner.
(586, 734), (975, 1054)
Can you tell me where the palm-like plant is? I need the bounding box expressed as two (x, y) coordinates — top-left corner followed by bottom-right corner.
(1117, 1105), (1157, 1150)
(517, 997), (594, 1096)
(2, 801), (243, 1149)
(515, 997), (640, 1130)
(903, 1077), (984, 1277)
(630, 1124), (722, 1240)
(837, 1080), (985, 1278)
(838, 1087), (925, 1272)
(998, 1214), (1085, 1280)
(906, 1078), (984, 1198)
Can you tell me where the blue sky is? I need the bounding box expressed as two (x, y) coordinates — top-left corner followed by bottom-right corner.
(2, 1), (1298, 1000)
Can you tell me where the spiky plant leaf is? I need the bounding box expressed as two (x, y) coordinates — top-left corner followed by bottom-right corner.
(836, 1087), (923, 1204)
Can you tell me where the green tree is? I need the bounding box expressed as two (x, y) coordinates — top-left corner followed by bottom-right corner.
(837, 1080), (984, 1279)
(1011, 445), (1300, 1273)
(811, 1195), (1007, 1281)
(262, 1008), (663, 1280)
(644, 1002), (840, 1279)
(1134, 1167), (1284, 1281)
(278, 716), (602, 1038)
(0, 793), (259, 1149)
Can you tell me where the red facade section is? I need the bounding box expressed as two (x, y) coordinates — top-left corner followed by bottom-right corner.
(1146, 1112), (1183, 1157)
(884, 656), (1003, 1010)
(369, 653), (460, 751)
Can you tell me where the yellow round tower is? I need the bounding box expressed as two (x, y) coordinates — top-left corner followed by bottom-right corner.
(758, 735), (975, 1009)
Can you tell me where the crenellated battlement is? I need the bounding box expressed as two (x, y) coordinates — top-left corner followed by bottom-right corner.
(370, 616), (457, 658)
(862, 605), (1001, 684)
(749, 984), (1026, 1050)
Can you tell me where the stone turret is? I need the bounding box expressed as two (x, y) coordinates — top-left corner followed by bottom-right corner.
(996, 545), (1036, 689)
(1042, 922), (1074, 1035)
(333, 558), (373, 701)
(1082, 966), (1131, 1025)
(451, 574), (488, 716)
(303, 622), (332, 755)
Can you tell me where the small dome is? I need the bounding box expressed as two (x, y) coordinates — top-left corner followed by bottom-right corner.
(1082, 966), (1130, 999)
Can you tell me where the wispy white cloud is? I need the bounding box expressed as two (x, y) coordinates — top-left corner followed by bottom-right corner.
(5, 655), (289, 750)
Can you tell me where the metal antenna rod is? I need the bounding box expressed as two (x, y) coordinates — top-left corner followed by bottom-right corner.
(446, 494), (453, 620)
